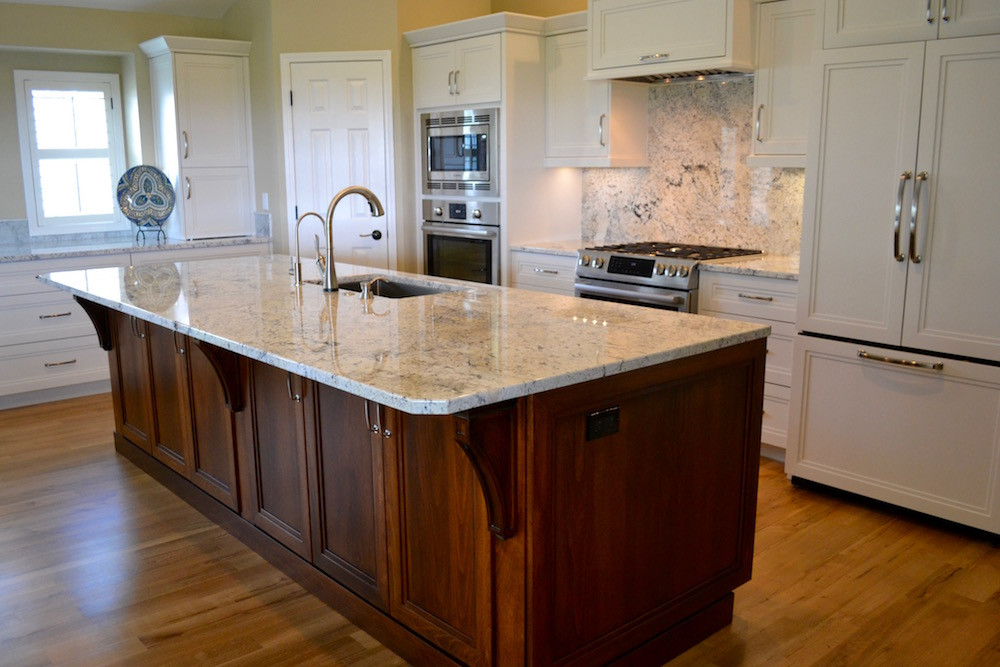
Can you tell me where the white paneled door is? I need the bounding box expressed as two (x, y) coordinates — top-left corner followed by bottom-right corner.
(290, 59), (390, 269)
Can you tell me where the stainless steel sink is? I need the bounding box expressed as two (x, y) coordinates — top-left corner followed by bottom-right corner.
(338, 278), (453, 299)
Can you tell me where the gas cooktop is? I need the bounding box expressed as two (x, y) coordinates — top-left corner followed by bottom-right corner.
(582, 242), (762, 262)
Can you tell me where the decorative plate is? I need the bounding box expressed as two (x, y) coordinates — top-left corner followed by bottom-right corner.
(117, 165), (175, 227)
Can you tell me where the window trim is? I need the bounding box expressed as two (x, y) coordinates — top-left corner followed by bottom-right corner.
(14, 70), (129, 236)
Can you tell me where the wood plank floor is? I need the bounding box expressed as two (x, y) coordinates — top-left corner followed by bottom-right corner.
(2, 393), (999, 665)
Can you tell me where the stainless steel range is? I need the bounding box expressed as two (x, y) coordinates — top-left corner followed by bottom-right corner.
(574, 242), (762, 313)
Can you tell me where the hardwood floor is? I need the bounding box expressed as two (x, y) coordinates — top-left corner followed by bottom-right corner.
(2, 393), (999, 665)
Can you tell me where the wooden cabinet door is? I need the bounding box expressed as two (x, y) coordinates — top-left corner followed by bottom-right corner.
(901, 35), (1000, 363)
(243, 360), (312, 559)
(174, 53), (249, 167)
(797, 43), (924, 344)
(306, 385), (389, 610)
(453, 34), (502, 105)
(384, 410), (493, 666)
(109, 311), (154, 453)
(146, 324), (194, 476)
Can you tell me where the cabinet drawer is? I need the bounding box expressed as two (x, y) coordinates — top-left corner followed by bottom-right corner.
(762, 382), (790, 449)
(0, 336), (109, 396)
(510, 251), (578, 296)
(700, 311), (794, 387)
(0, 292), (96, 346)
(699, 272), (797, 323)
(0, 253), (130, 297)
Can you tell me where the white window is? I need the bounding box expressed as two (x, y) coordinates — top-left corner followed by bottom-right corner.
(14, 70), (128, 236)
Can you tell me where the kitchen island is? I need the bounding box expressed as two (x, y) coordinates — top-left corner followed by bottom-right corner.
(41, 254), (768, 666)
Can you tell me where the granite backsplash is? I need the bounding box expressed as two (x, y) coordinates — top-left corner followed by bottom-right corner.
(581, 78), (804, 255)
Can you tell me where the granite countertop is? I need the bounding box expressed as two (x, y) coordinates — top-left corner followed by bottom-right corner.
(40, 254), (769, 415)
(509, 239), (582, 257)
(0, 234), (271, 263)
(698, 254), (799, 280)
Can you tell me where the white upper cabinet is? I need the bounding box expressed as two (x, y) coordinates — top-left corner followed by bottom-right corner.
(412, 33), (502, 109)
(748, 0), (819, 167)
(823, 0), (1000, 48)
(799, 35), (1000, 362)
(173, 53), (250, 168)
(544, 27), (649, 167)
(588, 0), (753, 79)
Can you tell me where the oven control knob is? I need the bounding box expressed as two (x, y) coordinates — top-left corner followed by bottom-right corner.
(655, 263), (666, 275)
(591, 257), (604, 269)
(679, 265), (690, 277)
(472, 209), (482, 219)
(433, 206), (443, 217)
(578, 255), (591, 266)
(666, 265), (678, 277)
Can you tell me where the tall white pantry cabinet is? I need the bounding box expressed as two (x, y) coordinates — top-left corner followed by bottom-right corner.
(787, 27), (1000, 533)
(140, 36), (255, 239)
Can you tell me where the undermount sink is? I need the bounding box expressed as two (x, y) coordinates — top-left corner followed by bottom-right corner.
(338, 277), (454, 299)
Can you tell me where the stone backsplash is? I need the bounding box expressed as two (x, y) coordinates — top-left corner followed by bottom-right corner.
(581, 78), (804, 255)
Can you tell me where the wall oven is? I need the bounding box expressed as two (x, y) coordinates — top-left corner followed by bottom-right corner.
(421, 108), (498, 196)
(423, 200), (499, 285)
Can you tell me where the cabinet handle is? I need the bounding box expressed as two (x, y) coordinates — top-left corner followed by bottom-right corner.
(893, 170), (912, 262)
(379, 404), (390, 438)
(598, 113), (606, 147)
(38, 311), (72, 319)
(286, 373), (302, 402)
(909, 171), (927, 264)
(364, 399), (380, 433)
(737, 292), (773, 302)
(129, 315), (146, 339)
(448, 70), (454, 94)
(182, 130), (189, 159)
(453, 69), (460, 95)
(638, 53), (670, 63)
(44, 359), (77, 368)
(941, 0), (950, 22)
(926, 0), (935, 23)
(173, 330), (185, 355)
(858, 349), (943, 371)
(185, 176), (191, 200)
(534, 267), (559, 275)
(755, 104), (765, 142)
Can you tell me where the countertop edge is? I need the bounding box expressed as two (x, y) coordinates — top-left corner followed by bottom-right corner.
(1, 236), (272, 264)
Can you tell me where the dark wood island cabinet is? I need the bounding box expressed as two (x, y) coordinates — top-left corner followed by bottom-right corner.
(57, 258), (768, 666)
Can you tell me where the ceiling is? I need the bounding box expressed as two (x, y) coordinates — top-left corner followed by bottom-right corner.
(7, 0), (240, 20)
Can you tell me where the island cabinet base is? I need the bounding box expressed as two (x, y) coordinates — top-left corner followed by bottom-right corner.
(98, 305), (765, 666)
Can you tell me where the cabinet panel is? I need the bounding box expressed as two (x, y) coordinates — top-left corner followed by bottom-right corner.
(0, 291), (96, 346)
(509, 250), (578, 296)
(787, 334), (1000, 533)
(109, 312), (154, 453)
(762, 383), (790, 449)
(412, 42), (460, 109)
(147, 324), (194, 475)
(175, 53), (249, 168)
(938, 0), (1000, 38)
(179, 167), (253, 239)
(455, 34), (502, 105)
(797, 43), (924, 344)
(187, 340), (240, 510)
(0, 335), (109, 397)
(823, 0), (938, 48)
(308, 384), (388, 610)
(902, 35), (1000, 362)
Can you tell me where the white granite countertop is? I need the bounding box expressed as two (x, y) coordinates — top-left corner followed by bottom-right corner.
(1, 234), (271, 263)
(509, 239), (582, 258)
(39, 254), (769, 415)
(699, 254), (799, 280)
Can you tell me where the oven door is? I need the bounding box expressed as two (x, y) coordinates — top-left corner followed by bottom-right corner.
(423, 222), (499, 285)
(574, 277), (695, 313)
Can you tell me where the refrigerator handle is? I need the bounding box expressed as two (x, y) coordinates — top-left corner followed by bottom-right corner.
(894, 171), (911, 262)
(909, 171), (927, 264)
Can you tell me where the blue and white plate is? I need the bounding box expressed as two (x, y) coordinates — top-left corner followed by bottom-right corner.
(117, 165), (175, 228)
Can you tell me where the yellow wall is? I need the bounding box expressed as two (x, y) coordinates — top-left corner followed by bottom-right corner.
(491, 0), (586, 16)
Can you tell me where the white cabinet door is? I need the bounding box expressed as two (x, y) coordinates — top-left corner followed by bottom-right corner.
(902, 35), (1000, 362)
(175, 53), (250, 168)
(590, 0), (731, 71)
(823, 0), (939, 48)
(180, 168), (253, 239)
(798, 43), (924, 345)
(786, 334), (1000, 533)
(749, 0), (819, 167)
(412, 42), (458, 109)
(412, 34), (501, 109)
(938, 0), (1000, 38)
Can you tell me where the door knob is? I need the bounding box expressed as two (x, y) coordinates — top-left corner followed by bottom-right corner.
(360, 229), (383, 240)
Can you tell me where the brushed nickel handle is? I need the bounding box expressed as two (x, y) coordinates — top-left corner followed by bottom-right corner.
(129, 315), (146, 339)
(448, 70), (454, 94)
(894, 170), (912, 262)
(363, 399), (379, 433)
(599, 113), (606, 147)
(755, 104), (765, 142)
(286, 373), (302, 402)
(638, 53), (670, 63)
(182, 130), (189, 159)
(185, 176), (191, 200)
(173, 331), (185, 355)
(534, 267), (559, 275)
(858, 349), (943, 371)
(909, 171), (927, 264)
(453, 69), (459, 94)
(926, 0), (935, 23)
(38, 311), (72, 319)
(738, 292), (773, 302)
(941, 0), (950, 21)
(44, 359), (77, 368)
(380, 405), (390, 438)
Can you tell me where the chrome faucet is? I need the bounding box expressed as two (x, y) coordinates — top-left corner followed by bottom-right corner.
(294, 185), (386, 291)
(293, 211), (325, 286)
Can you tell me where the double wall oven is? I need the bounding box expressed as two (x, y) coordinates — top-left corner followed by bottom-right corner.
(421, 108), (500, 285)
(575, 242), (762, 313)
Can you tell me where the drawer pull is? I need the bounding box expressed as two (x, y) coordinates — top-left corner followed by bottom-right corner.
(534, 268), (559, 275)
(638, 53), (670, 63)
(44, 359), (77, 368)
(286, 372), (302, 402)
(39, 311), (72, 319)
(857, 350), (943, 371)
(738, 292), (773, 302)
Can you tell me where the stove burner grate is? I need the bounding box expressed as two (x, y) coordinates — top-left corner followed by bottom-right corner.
(585, 242), (762, 261)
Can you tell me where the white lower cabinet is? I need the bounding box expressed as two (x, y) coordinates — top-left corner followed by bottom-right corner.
(786, 334), (1000, 533)
(509, 250), (578, 296)
(699, 271), (798, 455)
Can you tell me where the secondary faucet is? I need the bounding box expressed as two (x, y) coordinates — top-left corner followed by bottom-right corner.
(294, 185), (386, 291)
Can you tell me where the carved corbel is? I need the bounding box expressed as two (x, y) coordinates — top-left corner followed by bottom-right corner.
(74, 296), (113, 351)
(454, 403), (519, 540)
(191, 339), (244, 412)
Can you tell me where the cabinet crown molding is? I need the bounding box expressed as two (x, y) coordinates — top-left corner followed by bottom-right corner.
(140, 35), (251, 58)
(403, 11), (545, 47)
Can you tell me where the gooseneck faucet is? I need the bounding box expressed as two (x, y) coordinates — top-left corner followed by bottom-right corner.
(293, 186), (386, 291)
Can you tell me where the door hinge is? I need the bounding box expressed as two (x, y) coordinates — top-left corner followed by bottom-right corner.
(290, 90), (293, 106)
(109, 97), (114, 110)
(294, 205), (298, 219)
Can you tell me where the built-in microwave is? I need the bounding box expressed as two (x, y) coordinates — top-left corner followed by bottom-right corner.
(421, 108), (498, 196)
